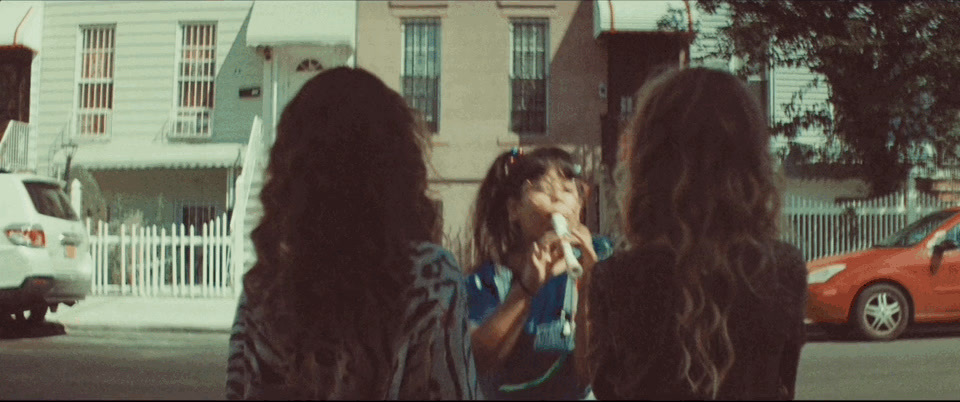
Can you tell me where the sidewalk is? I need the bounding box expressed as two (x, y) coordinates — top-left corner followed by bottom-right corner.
(44, 294), (239, 334)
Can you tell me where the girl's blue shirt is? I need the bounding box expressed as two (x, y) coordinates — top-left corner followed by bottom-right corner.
(465, 235), (613, 400)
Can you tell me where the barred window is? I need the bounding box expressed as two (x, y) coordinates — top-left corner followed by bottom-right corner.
(510, 19), (548, 135)
(174, 23), (217, 138)
(402, 18), (441, 133)
(76, 26), (116, 137)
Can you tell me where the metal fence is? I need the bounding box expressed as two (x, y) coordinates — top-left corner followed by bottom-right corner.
(781, 191), (954, 262)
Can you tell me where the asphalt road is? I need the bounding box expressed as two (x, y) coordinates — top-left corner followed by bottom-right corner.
(796, 324), (960, 400)
(2, 322), (960, 399)
(0, 323), (229, 400)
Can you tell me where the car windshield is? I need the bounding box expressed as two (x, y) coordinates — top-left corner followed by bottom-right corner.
(874, 210), (957, 248)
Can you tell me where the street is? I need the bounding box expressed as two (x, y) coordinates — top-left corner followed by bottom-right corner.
(2, 323), (960, 399)
(0, 323), (229, 400)
(796, 325), (960, 400)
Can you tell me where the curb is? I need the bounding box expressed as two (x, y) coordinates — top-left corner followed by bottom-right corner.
(63, 323), (232, 335)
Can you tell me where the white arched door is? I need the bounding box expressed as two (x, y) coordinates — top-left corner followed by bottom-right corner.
(276, 46), (326, 115)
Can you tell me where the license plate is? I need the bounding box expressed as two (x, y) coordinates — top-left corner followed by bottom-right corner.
(65, 245), (77, 259)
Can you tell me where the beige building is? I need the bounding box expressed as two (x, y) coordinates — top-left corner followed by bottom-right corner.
(358, 0), (627, 240)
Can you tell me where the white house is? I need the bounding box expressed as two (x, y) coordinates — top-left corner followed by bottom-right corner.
(23, 0), (356, 230)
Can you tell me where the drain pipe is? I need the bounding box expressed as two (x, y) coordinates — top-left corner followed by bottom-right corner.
(14, 6), (36, 46)
(607, 0), (616, 34)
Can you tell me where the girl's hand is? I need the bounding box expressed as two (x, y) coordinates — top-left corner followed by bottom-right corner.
(566, 221), (599, 275)
(519, 231), (569, 295)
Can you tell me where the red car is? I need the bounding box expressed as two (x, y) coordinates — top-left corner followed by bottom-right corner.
(806, 208), (960, 340)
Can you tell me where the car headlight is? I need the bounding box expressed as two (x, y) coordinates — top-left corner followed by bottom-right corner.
(808, 264), (846, 284)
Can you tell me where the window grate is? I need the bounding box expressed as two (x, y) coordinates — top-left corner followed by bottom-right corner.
(402, 18), (441, 133)
(77, 26), (116, 138)
(510, 19), (548, 135)
(174, 23), (217, 138)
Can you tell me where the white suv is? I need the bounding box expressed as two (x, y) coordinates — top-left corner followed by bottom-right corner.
(0, 170), (92, 326)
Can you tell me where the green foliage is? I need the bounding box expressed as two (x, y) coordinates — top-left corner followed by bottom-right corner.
(698, 0), (960, 195)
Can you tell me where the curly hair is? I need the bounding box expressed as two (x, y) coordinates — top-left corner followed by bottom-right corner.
(468, 146), (586, 274)
(579, 67), (783, 398)
(241, 67), (441, 398)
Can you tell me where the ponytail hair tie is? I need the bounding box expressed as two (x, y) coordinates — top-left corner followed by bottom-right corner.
(505, 146), (524, 176)
(509, 147), (523, 163)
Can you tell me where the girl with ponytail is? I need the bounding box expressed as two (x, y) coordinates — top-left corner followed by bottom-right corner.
(466, 146), (613, 400)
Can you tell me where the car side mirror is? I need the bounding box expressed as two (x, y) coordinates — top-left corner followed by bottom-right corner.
(935, 239), (958, 254)
(930, 239), (958, 275)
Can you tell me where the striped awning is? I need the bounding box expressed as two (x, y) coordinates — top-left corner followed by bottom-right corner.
(71, 142), (244, 171)
(246, 0), (356, 47)
(594, 0), (698, 38)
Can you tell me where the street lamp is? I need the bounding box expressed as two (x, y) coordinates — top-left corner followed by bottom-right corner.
(61, 141), (78, 192)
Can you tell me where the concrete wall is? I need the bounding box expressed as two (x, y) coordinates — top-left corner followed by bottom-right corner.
(357, 0), (607, 237)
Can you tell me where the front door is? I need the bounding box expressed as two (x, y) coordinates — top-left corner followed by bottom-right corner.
(275, 46), (329, 116)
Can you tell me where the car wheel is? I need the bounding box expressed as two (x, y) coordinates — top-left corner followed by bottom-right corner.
(853, 284), (910, 341)
(25, 306), (47, 324)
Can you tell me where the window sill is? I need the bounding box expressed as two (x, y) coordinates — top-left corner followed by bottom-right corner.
(389, 0), (448, 9)
(75, 135), (112, 143)
(497, 0), (555, 9)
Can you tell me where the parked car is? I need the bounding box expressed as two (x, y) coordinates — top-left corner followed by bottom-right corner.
(806, 207), (960, 340)
(0, 170), (92, 326)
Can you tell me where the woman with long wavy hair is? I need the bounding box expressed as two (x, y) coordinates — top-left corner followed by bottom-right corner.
(576, 67), (808, 400)
(225, 67), (478, 400)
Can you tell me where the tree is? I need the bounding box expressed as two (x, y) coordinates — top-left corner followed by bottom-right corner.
(696, 1), (960, 195)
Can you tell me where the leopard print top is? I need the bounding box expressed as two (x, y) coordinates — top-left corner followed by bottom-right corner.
(225, 242), (479, 400)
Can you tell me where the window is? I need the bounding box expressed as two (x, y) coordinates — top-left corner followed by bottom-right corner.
(296, 59), (323, 72)
(619, 95), (635, 123)
(402, 18), (441, 133)
(510, 19), (548, 135)
(174, 23), (217, 138)
(76, 26), (116, 137)
(747, 72), (770, 124)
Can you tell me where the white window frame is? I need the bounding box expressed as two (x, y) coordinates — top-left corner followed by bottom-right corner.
(171, 22), (217, 139)
(401, 18), (441, 134)
(509, 18), (549, 135)
(73, 25), (116, 139)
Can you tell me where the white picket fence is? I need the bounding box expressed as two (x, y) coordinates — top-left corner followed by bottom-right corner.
(782, 190), (956, 262)
(85, 213), (235, 297)
(80, 188), (956, 297)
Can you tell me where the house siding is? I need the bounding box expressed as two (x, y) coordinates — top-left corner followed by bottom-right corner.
(687, 6), (833, 151)
(36, 1), (260, 175)
(771, 64), (831, 140)
(689, 6), (730, 70)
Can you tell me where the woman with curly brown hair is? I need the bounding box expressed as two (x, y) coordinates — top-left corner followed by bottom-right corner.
(577, 67), (807, 400)
(225, 67), (478, 400)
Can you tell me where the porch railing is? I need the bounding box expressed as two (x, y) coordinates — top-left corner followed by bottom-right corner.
(231, 115), (267, 295)
(0, 120), (31, 171)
